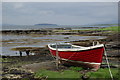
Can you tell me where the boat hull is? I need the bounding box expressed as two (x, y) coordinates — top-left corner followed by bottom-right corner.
(48, 44), (104, 70)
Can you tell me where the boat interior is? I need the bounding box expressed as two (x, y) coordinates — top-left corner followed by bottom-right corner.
(50, 44), (82, 49)
(49, 42), (101, 49)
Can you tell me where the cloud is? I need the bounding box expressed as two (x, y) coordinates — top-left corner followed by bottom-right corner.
(0, 2), (2, 26)
(37, 10), (55, 15)
(2, 2), (118, 25)
(2, 0), (120, 2)
(13, 3), (24, 9)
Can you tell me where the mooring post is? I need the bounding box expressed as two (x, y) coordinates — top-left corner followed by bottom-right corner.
(19, 51), (22, 57)
(26, 50), (30, 57)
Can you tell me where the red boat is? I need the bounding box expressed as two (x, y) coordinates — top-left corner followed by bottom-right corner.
(48, 43), (104, 70)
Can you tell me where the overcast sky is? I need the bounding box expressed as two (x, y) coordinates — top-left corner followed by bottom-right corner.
(2, 2), (118, 25)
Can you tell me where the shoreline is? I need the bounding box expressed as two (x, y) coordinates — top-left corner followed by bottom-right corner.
(1, 27), (111, 36)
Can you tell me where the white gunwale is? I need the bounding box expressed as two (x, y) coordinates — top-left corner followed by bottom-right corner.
(48, 43), (104, 51)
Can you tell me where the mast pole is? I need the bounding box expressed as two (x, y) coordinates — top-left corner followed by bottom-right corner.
(56, 43), (59, 69)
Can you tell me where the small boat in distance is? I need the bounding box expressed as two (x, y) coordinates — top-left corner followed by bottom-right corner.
(48, 42), (105, 70)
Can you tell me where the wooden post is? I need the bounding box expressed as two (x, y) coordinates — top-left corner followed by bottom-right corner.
(56, 43), (59, 70)
(19, 51), (22, 57)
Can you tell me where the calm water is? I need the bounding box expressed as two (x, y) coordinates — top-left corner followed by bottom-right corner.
(2, 25), (114, 30)
(2, 34), (106, 56)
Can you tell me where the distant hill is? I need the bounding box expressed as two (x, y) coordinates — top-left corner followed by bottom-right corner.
(35, 23), (58, 26)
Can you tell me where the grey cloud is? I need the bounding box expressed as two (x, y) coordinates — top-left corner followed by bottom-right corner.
(2, 2), (118, 25)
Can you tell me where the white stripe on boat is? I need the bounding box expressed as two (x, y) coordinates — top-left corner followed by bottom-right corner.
(61, 58), (101, 65)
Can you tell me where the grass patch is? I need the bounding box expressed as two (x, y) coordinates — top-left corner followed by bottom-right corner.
(34, 67), (119, 79)
(86, 68), (120, 79)
(99, 26), (119, 32)
(34, 69), (82, 79)
(69, 67), (83, 71)
(55, 26), (119, 32)
(21, 78), (30, 80)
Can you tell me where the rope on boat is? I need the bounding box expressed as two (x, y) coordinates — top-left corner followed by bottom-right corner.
(66, 52), (78, 60)
(104, 47), (114, 80)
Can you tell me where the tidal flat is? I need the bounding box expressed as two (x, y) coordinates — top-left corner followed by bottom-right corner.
(1, 27), (120, 80)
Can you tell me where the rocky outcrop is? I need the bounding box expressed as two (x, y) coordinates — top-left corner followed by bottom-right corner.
(2, 30), (53, 35)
